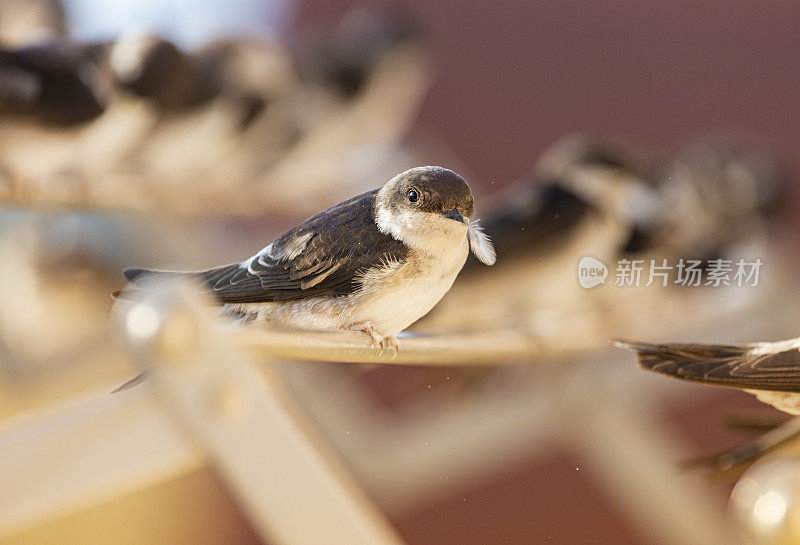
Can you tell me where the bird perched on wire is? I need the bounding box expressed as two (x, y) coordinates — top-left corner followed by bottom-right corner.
(109, 33), (224, 111)
(119, 166), (495, 350)
(419, 136), (660, 334)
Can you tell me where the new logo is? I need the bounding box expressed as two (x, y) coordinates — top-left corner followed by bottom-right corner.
(577, 256), (608, 289)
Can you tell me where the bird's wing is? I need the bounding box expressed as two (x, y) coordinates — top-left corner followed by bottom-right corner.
(125, 189), (409, 304)
(616, 338), (800, 392)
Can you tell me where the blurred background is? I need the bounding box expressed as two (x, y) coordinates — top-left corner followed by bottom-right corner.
(2, 1), (800, 544)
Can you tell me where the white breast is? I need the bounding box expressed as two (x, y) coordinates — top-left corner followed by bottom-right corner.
(351, 240), (469, 336)
(747, 390), (800, 415)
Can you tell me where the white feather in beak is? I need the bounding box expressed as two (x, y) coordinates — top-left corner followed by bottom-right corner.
(467, 221), (496, 265)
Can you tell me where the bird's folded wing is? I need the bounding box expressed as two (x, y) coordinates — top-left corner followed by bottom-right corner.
(126, 189), (409, 304)
(616, 338), (800, 392)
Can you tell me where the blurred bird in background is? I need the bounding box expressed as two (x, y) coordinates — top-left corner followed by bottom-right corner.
(0, 0), (430, 216)
(421, 134), (786, 338)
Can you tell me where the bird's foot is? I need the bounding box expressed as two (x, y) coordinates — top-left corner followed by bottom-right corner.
(349, 322), (398, 356)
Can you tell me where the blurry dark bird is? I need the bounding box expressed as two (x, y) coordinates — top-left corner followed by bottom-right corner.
(109, 33), (288, 130)
(465, 135), (784, 276)
(296, 7), (421, 98)
(0, 39), (108, 125)
(110, 33), (223, 111)
(195, 40), (282, 129)
(418, 136), (661, 334)
(118, 167), (495, 349)
(466, 135), (660, 273)
(655, 137), (784, 262)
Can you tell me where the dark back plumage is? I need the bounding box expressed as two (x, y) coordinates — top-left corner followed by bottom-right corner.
(125, 189), (409, 303)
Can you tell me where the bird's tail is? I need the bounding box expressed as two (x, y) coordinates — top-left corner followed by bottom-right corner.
(111, 368), (153, 393)
(113, 267), (204, 300)
(123, 267), (200, 285)
(614, 337), (800, 392)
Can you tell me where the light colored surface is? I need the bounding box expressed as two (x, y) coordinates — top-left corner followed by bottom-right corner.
(0, 383), (203, 540)
(135, 291), (407, 545)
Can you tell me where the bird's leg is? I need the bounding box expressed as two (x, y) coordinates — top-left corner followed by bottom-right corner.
(348, 322), (398, 355)
(384, 335), (399, 352)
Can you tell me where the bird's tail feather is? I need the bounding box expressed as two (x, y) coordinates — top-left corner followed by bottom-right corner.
(615, 339), (754, 372)
(111, 368), (153, 393)
(123, 267), (201, 285)
(113, 268), (203, 301)
(614, 337), (800, 392)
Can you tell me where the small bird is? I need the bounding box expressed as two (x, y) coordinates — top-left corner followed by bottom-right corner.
(296, 6), (420, 99)
(110, 33), (223, 111)
(120, 166), (496, 349)
(469, 135), (659, 271)
(0, 40), (108, 125)
(655, 136), (784, 263)
(616, 337), (800, 414)
(419, 136), (659, 333)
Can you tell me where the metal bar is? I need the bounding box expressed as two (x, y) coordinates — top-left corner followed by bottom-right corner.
(125, 288), (406, 545)
(229, 327), (545, 365)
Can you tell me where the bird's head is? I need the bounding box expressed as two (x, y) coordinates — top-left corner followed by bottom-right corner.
(375, 166), (495, 265)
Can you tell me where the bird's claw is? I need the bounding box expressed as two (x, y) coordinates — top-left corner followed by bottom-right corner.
(351, 323), (398, 357)
(383, 335), (399, 357)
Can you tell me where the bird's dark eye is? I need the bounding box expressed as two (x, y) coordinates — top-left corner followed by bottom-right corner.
(407, 189), (419, 203)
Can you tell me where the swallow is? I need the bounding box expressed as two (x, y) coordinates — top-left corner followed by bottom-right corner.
(120, 166), (496, 349)
(0, 39), (108, 125)
(470, 135), (659, 272)
(419, 136), (658, 332)
(296, 6), (420, 98)
(110, 33), (223, 111)
(656, 136), (784, 262)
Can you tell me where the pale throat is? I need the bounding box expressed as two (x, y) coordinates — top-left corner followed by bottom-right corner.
(375, 205), (468, 256)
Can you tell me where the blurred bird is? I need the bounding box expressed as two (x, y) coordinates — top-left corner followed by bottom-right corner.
(119, 166), (495, 349)
(422, 134), (785, 343)
(419, 136), (661, 333)
(655, 137), (784, 262)
(296, 7), (420, 98)
(466, 135), (784, 278)
(110, 32), (223, 111)
(470, 135), (660, 272)
(0, 39), (108, 124)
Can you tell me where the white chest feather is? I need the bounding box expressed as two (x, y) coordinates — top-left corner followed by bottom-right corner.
(747, 390), (800, 415)
(352, 240), (469, 335)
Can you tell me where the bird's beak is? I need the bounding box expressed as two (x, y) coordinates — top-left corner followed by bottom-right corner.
(441, 209), (465, 223)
